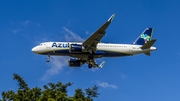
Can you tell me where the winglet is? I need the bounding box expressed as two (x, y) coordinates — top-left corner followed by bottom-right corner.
(99, 61), (105, 68)
(108, 14), (115, 22)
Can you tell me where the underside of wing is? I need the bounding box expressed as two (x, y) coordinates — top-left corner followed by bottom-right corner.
(83, 14), (115, 53)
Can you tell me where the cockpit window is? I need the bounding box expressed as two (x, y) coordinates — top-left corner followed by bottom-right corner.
(38, 43), (46, 46)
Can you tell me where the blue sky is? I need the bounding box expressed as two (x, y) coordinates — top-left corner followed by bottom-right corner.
(1, 0), (180, 100)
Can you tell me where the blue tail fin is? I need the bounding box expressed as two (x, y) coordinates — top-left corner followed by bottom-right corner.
(133, 28), (154, 45)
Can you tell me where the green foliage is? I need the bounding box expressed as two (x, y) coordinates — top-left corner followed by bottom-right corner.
(1, 74), (99, 101)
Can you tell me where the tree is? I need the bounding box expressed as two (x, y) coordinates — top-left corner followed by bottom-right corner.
(1, 74), (99, 101)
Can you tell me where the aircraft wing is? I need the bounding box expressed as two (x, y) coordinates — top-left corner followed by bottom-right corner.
(82, 14), (115, 53)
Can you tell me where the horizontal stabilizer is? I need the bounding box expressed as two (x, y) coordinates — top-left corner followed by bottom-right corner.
(144, 52), (151, 56)
(141, 39), (156, 49)
(99, 61), (105, 68)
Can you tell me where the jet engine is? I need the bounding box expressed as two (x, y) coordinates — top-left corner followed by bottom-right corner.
(69, 44), (85, 53)
(68, 58), (82, 67)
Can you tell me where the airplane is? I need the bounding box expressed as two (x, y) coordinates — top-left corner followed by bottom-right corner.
(32, 14), (157, 69)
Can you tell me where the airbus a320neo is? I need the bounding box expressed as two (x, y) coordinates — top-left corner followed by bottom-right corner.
(32, 14), (157, 68)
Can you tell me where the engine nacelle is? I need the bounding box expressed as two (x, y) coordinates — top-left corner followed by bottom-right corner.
(68, 58), (82, 67)
(69, 44), (84, 53)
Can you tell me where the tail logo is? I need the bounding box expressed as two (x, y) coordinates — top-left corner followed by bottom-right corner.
(140, 34), (151, 43)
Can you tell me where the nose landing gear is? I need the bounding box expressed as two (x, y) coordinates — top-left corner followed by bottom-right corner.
(46, 55), (50, 62)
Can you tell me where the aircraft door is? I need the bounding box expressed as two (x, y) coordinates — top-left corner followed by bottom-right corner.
(129, 46), (133, 54)
(46, 44), (51, 49)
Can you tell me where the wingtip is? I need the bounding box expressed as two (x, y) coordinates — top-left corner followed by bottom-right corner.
(99, 61), (105, 68)
(108, 14), (115, 22)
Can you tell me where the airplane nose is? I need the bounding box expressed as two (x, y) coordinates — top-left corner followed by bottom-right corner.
(32, 47), (35, 52)
(32, 47), (38, 53)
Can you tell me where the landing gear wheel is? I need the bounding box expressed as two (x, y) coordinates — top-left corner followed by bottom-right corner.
(46, 59), (50, 62)
(88, 64), (93, 69)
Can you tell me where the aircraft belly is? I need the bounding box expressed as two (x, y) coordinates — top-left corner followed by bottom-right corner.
(97, 47), (131, 57)
(40, 49), (70, 56)
(103, 52), (130, 57)
(41, 48), (131, 58)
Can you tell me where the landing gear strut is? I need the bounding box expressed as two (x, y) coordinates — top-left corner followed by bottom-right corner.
(88, 53), (94, 69)
(89, 54), (94, 59)
(46, 55), (50, 62)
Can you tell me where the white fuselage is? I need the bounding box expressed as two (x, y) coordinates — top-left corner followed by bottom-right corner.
(32, 42), (157, 58)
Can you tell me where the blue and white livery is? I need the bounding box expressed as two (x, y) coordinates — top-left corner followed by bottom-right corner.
(32, 14), (157, 68)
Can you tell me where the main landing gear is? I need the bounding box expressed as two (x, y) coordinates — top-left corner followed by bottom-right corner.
(88, 64), (93, 69)
(46, 55), (50, 62)
(88, 54), (94, 69)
